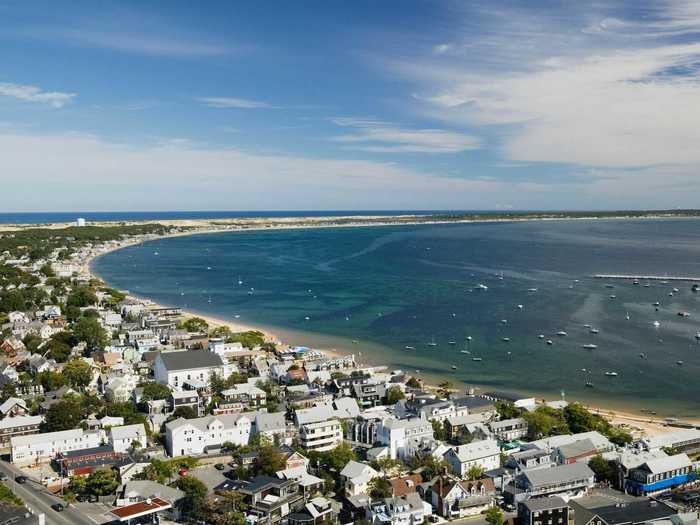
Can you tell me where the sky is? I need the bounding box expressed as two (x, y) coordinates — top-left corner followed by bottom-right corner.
(2, 0), (700, 211)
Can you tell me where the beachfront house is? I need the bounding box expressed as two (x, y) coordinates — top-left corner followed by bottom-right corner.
(165, 413), (253, 457)
(625, 453), (696, 496)
(154, 350), (229, 388)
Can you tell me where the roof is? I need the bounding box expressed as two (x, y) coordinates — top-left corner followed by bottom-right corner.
(340, 460), (378, 481)
(449, 440), (500, 462)
(255, 412), (286, 433)
(521, 496), (568, 511)
(59, 444), (115, 460)
(0, 414), (42, 430)
(295, 397), (359, 425)
(110, 497), (172, 520)
(11, 427), (87, 447)
(156, 350), (223, 371)
(642, 453), (691, 474)
(557, 438), (598, 459)
(523, 462), (594, 489)
(110, 423), (147, 441)
(490, 417), (526, 430)
(165, 413), (253, 433)
(389, 474), (423, 497)
(617, 449), (668, 470)
(525, 431), (611, 452)
(121, 480), (184, 502)
(590, 499), (676, 523)
(0, 397), (26, 414)
(643, 429), (700, 450)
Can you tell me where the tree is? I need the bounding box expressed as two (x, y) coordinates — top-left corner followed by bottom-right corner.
(437, 380), (453, 400)
(485, 507), (504, 525)
(42, 398), (84, 431)
(252, 445), (286, 476)
(85, 469), (119, 496)
(140, 382), (171, 401)
(466, 465), (484, 480)
(406, 376), (421, 389)
(210, 325), (232, 338)
(172, 406), (198, 420)
(176, 476), (208, 518)
(385, 386), (405, 404)
(181, 317), (209, 333)
(495, 400), (522, 419)
(73, 317), (108, 351)
(0, 383), (16, 403)
(431, 419), (447, 441)
(225, 331), (265, 349)
(136, 459), (176, 484)
(325, 442), (357, 471)
(102, 401), (147, 425)
(63, 359), (93, 389)
(36, 370), (65, 391)
(368, 477), (392, 499)
(522, 406), (569, 440)
(589, 454), (616, 484)
(66, 286), (98, 308)
(45, 338), (72, 363)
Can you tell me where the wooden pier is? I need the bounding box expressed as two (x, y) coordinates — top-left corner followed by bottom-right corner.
(593, 274), (700, 282)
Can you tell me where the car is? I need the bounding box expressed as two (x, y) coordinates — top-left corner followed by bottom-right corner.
(51, 503), (64, 512)
(214, 463), (226, 471)
(0, 473), (7, 481)
(15, 476), (27, 484)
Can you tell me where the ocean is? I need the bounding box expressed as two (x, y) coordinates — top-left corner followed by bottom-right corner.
(93, 218), (700, 417)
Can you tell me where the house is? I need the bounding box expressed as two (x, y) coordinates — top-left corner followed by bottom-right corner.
(451, 395), (497, 419)
(515, 462), (595, 501)
(215, 476), (305, 525)
(482, 391), (536, 410)
(105, 375), (139, 403)
(444, 414), (489, 441)
(0, 414), (43, 451)
(367, 493), (429, 525)
(170, 390), (200, 414)
(641, 429), (700, 455)
(294, 398), (360, 425)
(556, 438), (600, 465)
(0, 337), (25, 356)
(299, 419), (343, 452)
(522, 431), (613, 455)
(110, 424), (148, 453)
(389, 474), (423, 497)
(444, 440), (501, 477)
(153, 350), (228, 388)
(506, 448), (552, 472)
(0, 364), (18, 383)
(289, 496), (338, 525)
(165, 413), (252, 457)
(276, 451), (325, 497)
(518, 496), (569, 525)
(221, 382), (267, 409)
(489, 418), (528, 442)
(340, 460), (379, 496)
(28, 354), (56, 374)
(0, 398), (27, 418)
(613, 449), (668, 490)
(625, 453), (696, 496)
(428, 475), (495, 518)
(115, 480), (185, 522)
(254, 412), (290, 445)
(569, 496), (678, 525)
(376, 417), (434, 460)
(55, 444), (127, 477)
(11, 428), (102, 466)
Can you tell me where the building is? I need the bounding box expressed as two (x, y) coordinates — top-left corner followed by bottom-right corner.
(367, 493), (429, 525)
(110, 424), (148, 453)
(489, 418), (528, 442)
(428, 475), (495, 518)
(11, 428), (102, 466)
(570, 496), (678, 525)
(376, 417), (434, 460)
(556, 438), (600, 465)
(170, 390), (200, 414)
(0, 398), (27, 418)
(165, 413), (252, 457)
(105, 375), (139, 403)
(215, 475), (305, 525)
(516, 462), (595, 501)
(389, 474), (423, 497)
(154, 350), (228, 388)
(299, 419), (343, 452)
(288, 496), (338, 525)
(506, 449), (552, 472)
(518, 496), (569, 525)
(482, 391), (536, 410)
(641, 429), (700, 455)
(444, 440), (501, 477)
(0, 415), (43, 451)
(340, 460), (379, 496)
(625, 453), (696, 496)
(221, 382), (267, 409)
(55, 445), (126, 477)
(254, 412), (290, 445)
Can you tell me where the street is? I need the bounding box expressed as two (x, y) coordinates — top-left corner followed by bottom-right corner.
(0, 460), (111, 525)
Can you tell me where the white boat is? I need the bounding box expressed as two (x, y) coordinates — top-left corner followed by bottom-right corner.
(427, 336), (437, 347)
(238, 276), (243, 285)
(517, 304), (523, 310)
(695, 332), (700, 340)
(153, 251), (159, 255)
(609, 295), (616, 299)
(460, 350), (471, 354)
(582, 344), (597, 350)
(405, 346), (415, 350)
(451, 365), (457, 370)
(556, 331), (568, 337)
(466, 336), (473, 341)
(501, 319), (508, 324)
(304, 316), (310, 320)
(673, 287), (680, 293)
(448, 341), (456, 345)
(653, 321), (660, 328)
(206, 266), (212, 270)
(583, 324), (591, 328)
(233, 314), (240, 319)
(502, 337), (510, 342)
(546, 340), (553, 345)
(590, 328), (599, 334)
(538, 334), (545, 339)
(677, 360), (684, 366)
(528, 288), (538, 292)
(653, 301), (660, 306)
(472, 357), (483, 362)
(476, 284), (489, 290)
(605, 371), (618, 377)
(625, 312), (630, 320)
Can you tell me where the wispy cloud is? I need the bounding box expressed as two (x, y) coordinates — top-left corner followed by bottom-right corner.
(197, 97), (274, 109)
(0, 82), (75, 108)
(330, 117), (480, 153)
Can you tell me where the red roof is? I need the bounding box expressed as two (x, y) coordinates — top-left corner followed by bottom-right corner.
(110, 498), (171, 520)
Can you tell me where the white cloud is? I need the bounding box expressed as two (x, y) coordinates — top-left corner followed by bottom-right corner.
(0, 82), (76, 108)
(330, 117), (480, 154)
(0, 131), (546, 211)
(197, 97), (274, 109)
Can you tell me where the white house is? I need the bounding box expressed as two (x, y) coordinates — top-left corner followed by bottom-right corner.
(154, 350), (229, 388)
(368, 493), (429, 525)
(340, 460), (379, 496)
(444, 440), (501, 477)
(105, 375), (140, 403)
(110, 424), (148, 453)
(299, 419), (343, 452)
(165, 413), (252, 457)
(11, 428), (102, 466)
(376, 417), (434, 460)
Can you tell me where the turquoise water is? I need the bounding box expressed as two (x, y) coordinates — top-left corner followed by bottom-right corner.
(94, 219), (700, 417)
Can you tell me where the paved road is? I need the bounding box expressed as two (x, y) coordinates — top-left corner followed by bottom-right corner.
(0, 460), (110, 525)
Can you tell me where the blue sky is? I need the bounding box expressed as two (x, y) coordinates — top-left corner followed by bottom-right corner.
(2, 0), (700, 211)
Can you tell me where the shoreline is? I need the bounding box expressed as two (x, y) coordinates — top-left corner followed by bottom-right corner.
(82, 218), (700, 437)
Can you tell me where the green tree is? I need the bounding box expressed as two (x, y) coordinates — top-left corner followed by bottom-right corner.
(485, 507), (504, 525)
(325, 441), (357, 471)
(406, 376), (421, 389)
(368, 477), (392, 499)
(42, 398), (84, 431)
(172, 406), (198, 420)
(181, 317), (209, 333)
(495, 400), (522, 419)
(85, 469), (119, 496)
(176, 476), (208, 518)
(36, 370), (66, 391)
(522, 406), (569, 439)
(436, 380), (453, 399)
(385, 386), (405, 404)
(140, 382), (172, 401)
(210, 325), (232, 338)
(431, 419), (447, 441)
(63, 359), (93, 389)
(589, 454), (616, 484)
(466, 465), (484, 480)
(225, 331), (265, 349)
(67, 286), (98, 308)
(73, 317), (108, 351)
(253, 445), (286, 476)
(0, 383), (16, 403)
(45, 338), (72, 363)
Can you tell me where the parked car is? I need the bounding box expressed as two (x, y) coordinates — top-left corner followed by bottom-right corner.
(51, 503), (64, 512)
(214, 463), (226, 471)
(15, 476), (27, 484)
(0, 473), (7, 481)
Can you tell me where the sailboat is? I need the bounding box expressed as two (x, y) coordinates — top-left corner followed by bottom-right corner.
(427, 336), (438, 347)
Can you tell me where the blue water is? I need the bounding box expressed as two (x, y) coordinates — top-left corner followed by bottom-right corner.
(94, 219), (700, 417)
(0, 210), (468, 225)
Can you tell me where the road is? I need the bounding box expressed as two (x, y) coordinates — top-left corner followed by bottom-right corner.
(0, 460), (111, 525)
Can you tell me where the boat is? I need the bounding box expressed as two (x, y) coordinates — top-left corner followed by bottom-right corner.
(692, 284), (699, 292)
(695, 332), (700, 340)
(605, 371), (619, 377)
(590, 328), (599, 334)
(583, 324), (591, 328)
(352, 340), (359, 344)
(451, 365), (457, 370)
(501, 319), (508, 324)
(233, 314), (240, 319)
(639, 353), (646, 359)
(677, 360), (684, 366)
(207, 296), (212, 304)
(460, 350), (471, 354)
(502, 337), (510, 342)
(673, 287), (680, 293)
(153, 251), (159, 255)
(556, 331), (568, 336)
(448, 341), (456, 345)
(677, 311), (690, 317)
(669, 292), (674, 297)
(476, 284), (488, 291)
(546, 340), (553, 345)
(304, 316), (310, 320)
(238, 276), (243, 285)
(427, 336), (438, 347)
(653, 301), (660, 306)
(466, 336), (473, 341)
(517, 304), (523, 310)
(609, 295), (616, 299)
(585, 381), (594, 388)
(538, 334), (545, 339)
(206, 266), (212, 270)
(472, 357), (483, 362)
(404, 346), (415, 350)
(633, 280), (639, 285)
(625, 312), (630, 320)
(582, 344), (597, 350)
(451, 313), (456, 318)
(605, 284), (615, 289)
(528, 288), (538, 292)
(653, 321), (660, 328)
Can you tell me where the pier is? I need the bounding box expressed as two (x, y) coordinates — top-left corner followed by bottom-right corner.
(593, 274), (700, 282)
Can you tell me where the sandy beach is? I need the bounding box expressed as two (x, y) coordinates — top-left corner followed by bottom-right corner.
(81, 219), (700, 438)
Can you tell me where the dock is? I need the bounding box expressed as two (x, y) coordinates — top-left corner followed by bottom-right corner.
(593, 274), (700, 282)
